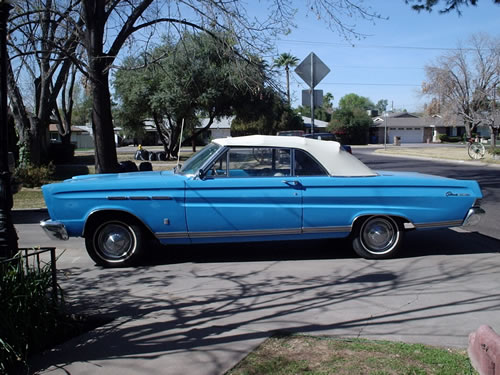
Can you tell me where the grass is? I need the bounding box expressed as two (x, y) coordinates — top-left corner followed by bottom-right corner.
(376, 145), (500, 164)
(13, 189), (45, 209)
(227, 335), (477, 375)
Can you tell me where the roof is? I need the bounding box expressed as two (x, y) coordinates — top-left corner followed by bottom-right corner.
(302, 116), (328, 129)
(372, 117), (426, 128)
(48, 124), (90, 133)
(213, 135), (376, 177)
(199, 116), (234, 129)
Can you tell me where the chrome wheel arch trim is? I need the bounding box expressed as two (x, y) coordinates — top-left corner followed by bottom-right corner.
(83, 208), (155, 238)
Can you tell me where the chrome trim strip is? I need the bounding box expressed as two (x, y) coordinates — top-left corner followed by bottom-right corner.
(414, 220), (463, 229)
(108, 196), (173, 200)
(189, 228), (302, 238)
(302, 226), (351, 234)
(156, 225), (354, 240)
(156, 232), (190, 239)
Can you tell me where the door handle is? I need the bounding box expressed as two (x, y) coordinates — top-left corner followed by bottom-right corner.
(282, 180), (302, 188)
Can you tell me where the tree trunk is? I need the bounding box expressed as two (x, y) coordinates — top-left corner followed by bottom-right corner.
(490, 125), (498, 151)
(84, 0), (119, 173)
(7, 61), (32, 166)
(152, 113), (170, 157)
(90, 69), (118, 173)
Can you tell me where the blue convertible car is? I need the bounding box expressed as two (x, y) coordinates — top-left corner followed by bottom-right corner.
(41, 135), (485, 267)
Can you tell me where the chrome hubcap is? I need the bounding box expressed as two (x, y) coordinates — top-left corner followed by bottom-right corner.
(97, 223), (134, 260)
(361, 217), (397, 254)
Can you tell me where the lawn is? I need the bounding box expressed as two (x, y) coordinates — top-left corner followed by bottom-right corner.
(227, 334), (477, 375)
(13, 189), (46, 209)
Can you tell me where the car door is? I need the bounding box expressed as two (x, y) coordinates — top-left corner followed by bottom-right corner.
(185, 147), (303, 243)
(294, 149), (352, 238)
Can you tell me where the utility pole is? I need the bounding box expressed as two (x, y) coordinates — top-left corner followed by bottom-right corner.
(0, 0), (18, 259)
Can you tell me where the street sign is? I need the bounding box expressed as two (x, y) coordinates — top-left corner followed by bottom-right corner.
(295, 53), (331, 134)
(295, 52), (330, 88)
(302, 90), (323, 107)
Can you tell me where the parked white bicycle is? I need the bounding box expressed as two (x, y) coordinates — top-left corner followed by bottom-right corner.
(467, 138), (486, 159)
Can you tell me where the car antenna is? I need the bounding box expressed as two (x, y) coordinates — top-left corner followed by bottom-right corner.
(176, 118), (185, 171)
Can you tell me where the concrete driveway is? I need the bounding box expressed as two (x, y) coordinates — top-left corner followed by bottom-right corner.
(14, 208), (500, 374)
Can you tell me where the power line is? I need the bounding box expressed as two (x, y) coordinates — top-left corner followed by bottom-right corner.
(327, 82), (421, 87)
(333, 65), (423, 70)
(277, 39), (480, 51)
(313, 82), (422, 87)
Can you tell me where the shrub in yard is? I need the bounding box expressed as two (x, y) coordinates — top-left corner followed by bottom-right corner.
(0, 260), (63, 373)
(438, 134), (461, 143)
(14, 162), (55, 188)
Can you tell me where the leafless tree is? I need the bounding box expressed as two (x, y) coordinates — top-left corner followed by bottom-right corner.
(80, 0), (385, 173)
(7, 0), (83, 166)
(422, 33), (500, 139)
(8, 0), (383, 172)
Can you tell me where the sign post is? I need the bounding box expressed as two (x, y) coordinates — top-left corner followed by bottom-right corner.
(295, 53), (330, 135)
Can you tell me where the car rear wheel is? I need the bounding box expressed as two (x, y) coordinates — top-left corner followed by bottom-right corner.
(85, 219), (145, 267)
(352, 216), (403, 259)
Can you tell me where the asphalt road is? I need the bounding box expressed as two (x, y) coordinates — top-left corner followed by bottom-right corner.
(14, 149), (500, 374)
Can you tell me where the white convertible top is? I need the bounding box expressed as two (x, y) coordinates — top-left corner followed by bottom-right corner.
(214, 135), (377, 177)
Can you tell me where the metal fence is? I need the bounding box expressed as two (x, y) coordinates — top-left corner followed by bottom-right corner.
(0, 247), (58, 303)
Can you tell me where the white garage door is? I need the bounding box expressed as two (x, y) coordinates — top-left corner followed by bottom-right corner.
(388, 127), (423, 143)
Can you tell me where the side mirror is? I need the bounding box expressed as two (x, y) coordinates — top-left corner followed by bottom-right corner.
(197, 168), (206, 180)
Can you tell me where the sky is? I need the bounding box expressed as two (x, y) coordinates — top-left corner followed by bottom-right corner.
(267, 1), (500, 113)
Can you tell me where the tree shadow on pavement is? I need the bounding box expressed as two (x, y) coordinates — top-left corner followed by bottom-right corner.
(27, 225), (500, 374)
(28, 238), (500, 374)
(142, 228), (499, 267)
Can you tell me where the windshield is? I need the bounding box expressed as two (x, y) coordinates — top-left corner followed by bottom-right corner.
(179, 142), (221, 175)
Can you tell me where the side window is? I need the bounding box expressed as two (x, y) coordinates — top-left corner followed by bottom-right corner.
(206, 150), (228, 177)
(294, 150), (327, 176)
(226, 147), (291, 177)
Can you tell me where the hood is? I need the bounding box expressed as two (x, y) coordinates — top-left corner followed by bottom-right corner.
(42, 170), (185, 195)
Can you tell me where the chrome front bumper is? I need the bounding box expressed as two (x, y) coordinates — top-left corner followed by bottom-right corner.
(40, 220), (69, 241)
(462, 206), (486, 227)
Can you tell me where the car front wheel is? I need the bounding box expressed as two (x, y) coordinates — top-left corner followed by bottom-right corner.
(85, 219), (145, 267)
(352, 216), (403, 259)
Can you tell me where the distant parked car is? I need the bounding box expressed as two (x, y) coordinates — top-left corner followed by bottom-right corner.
(277, 130), (305, 137)
(41, 135), (484, 267)
(304, 132), (352, 153)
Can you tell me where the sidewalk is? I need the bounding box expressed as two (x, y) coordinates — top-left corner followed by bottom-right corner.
(373, 143), (500, 166)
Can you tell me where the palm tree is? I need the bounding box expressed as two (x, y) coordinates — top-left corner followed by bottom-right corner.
(274, 53), (299, 106)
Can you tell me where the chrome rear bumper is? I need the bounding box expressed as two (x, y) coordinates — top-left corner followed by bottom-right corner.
(40, 220), (69, 241)
(462, 206), (486, 227)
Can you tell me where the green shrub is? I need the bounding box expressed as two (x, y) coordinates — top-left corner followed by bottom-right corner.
(0, 260), (62, 373)
(14, 163), (55, 188)
(438, 134), (461, 143)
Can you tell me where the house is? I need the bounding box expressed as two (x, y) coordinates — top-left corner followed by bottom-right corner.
(301, 116), (328, 133)
(49, 124), (94, 149)
(370, 112), (427, 144)
(200, 116), (233, 140)
(370, 112), (471, 144)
